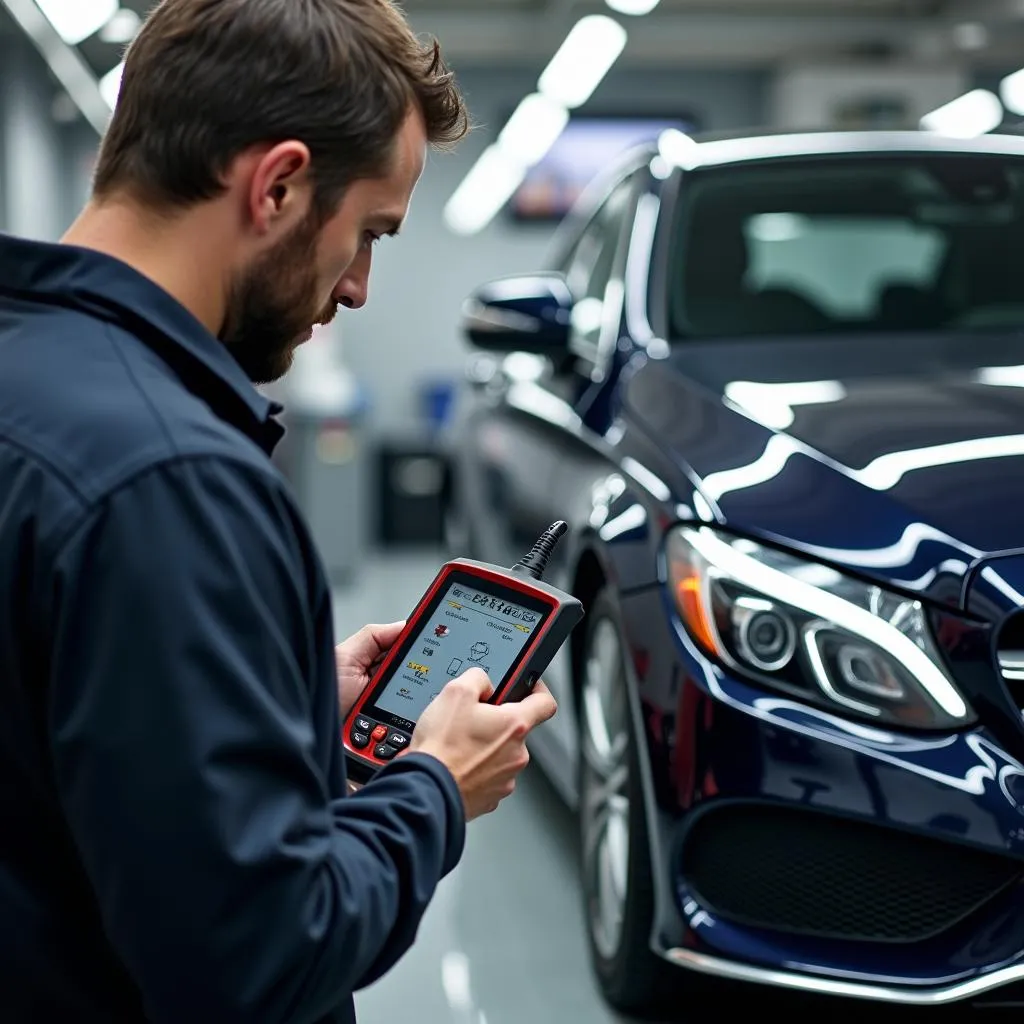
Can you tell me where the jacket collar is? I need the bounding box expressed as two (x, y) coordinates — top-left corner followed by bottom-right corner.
(0, 233), (285, 453)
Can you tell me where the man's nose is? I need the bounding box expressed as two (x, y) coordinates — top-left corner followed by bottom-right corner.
(336, 253), (371, 310)
(337, 280), (367, 310)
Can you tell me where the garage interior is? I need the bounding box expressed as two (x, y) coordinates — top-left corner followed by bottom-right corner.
(5, 1), (1024, 1021)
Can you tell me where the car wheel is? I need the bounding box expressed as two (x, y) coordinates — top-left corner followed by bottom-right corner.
(578, 589), (675, 1016)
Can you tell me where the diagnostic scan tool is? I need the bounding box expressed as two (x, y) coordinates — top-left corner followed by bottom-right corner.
(343, 522), (584, 783)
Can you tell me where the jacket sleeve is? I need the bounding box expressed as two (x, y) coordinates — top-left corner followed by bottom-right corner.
(46, 455), (466, 1024)
(335, 750), (468, 991)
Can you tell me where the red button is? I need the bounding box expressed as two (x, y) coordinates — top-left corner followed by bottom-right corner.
(371, 724), (388, 743)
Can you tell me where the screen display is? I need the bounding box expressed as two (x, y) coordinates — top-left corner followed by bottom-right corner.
(371, 577), (546, 724)
(510, 115), (698, 221)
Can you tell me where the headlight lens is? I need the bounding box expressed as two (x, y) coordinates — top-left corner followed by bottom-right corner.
(667, 525), (974, 730)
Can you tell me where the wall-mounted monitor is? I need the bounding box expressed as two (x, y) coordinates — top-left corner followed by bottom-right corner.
(509, 114), (698, 223)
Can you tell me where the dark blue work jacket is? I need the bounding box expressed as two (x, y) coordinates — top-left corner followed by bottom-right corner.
(0, 233), (465, 1023)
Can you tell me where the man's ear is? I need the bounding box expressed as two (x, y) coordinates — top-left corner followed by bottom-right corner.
(246, 140), (314, 236)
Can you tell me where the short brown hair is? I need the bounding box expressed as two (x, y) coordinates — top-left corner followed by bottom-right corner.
(93, 0), (469, 217)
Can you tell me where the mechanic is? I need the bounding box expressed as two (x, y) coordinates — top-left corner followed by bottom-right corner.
(0, 1), (558, 1022)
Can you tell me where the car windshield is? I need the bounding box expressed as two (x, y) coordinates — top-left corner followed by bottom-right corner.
(668, 153), (1024, 339)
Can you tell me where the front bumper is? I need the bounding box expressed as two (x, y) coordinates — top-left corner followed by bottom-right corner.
(618, 586), (1024, 1004)
(661, 947), (1024, 1006)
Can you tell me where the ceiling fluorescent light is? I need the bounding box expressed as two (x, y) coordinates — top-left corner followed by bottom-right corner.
(497, 93), (569, 166)
(34, 0), (118, 45)
(1, 0), (111, 133)
(919, 89), (1004, 138)
(538, 15), (628, 109)
(606, 0), (661, 13)
(100, 7), (141, 44)
(444, 145), (527, 236)
(99, 59), (125, 111)
(1001, 68), (1024, 115)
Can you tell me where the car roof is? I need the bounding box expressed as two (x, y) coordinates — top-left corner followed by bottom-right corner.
(653, 128), (1024, 171)
(546, 128), (1024, 266)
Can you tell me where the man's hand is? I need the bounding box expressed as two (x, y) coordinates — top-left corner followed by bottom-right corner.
(411, 669), (558, 820)
(335, 621), (405, 719)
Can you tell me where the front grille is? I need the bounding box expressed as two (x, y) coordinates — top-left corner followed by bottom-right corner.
(680, 803), (1023, 943)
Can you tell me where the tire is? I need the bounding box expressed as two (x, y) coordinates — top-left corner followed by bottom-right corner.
(577, 588), (677, 1016)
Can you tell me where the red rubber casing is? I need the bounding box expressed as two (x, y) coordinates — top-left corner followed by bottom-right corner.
(342, 557), (584, 782)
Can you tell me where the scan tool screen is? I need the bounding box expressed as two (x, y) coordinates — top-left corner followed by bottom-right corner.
(371, 577), (546, 723)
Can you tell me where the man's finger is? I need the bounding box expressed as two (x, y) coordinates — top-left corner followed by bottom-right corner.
(514, 681), (558, 728)
(456, 667), (494, 700)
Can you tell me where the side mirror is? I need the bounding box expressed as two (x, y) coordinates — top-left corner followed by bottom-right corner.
(461, 272), (573, 354)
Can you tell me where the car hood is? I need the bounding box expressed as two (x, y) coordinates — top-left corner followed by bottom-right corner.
(623, 332), (1024, 613)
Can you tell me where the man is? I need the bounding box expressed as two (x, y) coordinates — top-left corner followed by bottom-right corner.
(0, 1), (558, 1021)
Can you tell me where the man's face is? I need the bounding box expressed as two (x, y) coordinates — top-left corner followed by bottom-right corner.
(222, 109), (428, 384)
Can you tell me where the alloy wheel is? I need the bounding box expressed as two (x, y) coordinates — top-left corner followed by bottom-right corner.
(580, 617), (632, 961)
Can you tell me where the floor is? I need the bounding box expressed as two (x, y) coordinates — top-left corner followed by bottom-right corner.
(333, 551), (1020, 1024)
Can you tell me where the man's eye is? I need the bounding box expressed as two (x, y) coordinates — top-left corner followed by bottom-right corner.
(363, 232), (381, 249)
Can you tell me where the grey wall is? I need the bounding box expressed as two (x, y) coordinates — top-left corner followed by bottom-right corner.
(61, 120), (101, 226)
(0, 31), (98, 240)
(0, 39), (65, 240)
(340, 65), (769, 436)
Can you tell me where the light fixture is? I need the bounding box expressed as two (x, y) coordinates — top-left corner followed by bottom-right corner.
(919, 89), (1004, 138)
(99, 59), (125, 111)
(1, 0), (111, 133)
(605, 0), (660, 12)
(442, 11), (633, 236)
(443, 145), (528, 236)
(1001, 68), (1024, 116)
(538, 15), (627, 109)
(100, 6), (141, 44)
(497, 93), (569, 166)
(34, 0), (118, 45)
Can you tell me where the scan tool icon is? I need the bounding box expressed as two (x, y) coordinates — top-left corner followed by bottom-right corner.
(468, 641), (489, 662)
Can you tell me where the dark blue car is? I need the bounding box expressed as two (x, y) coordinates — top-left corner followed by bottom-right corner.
(448, 129), (1024, 1012)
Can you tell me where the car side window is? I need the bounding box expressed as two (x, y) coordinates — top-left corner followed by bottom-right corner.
(559, 178), (636, 361)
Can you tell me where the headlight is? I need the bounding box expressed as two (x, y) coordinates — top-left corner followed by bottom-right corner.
(667, 525), (974, 730)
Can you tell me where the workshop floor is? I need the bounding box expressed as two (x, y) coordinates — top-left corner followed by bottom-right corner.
(334, 551), (1015, 1024)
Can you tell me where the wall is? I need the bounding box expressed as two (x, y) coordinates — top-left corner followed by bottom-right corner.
(339, 65), (769, 437)
(0, 32), (98, 240)
(769, 62), (968, 130)
(0, 38), (65, 240)
(61, 120), (101, 227)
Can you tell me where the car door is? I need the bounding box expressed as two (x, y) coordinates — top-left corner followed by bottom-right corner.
(495, 174), (641, 766)
(537, 173), (641, 597)
(456, 173), (639, 572)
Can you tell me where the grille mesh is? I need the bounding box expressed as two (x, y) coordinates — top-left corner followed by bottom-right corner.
(681, 804), (1023, 943)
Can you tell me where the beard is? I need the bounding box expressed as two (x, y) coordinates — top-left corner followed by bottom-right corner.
(220, 208), (338, 384)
